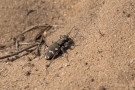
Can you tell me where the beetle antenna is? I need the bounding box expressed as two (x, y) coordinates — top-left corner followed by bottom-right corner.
(67, 26), (75, 36)
(71, 28), (79, 39)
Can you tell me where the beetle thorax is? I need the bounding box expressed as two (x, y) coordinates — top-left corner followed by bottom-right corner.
(57, 39), (65, 45)
(56, 35), (69, 45)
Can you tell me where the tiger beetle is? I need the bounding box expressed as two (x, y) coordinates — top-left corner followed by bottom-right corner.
(44, 27), (77, 60)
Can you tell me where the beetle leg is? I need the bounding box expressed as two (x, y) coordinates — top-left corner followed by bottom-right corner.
(61, 46), (69, 61)
(61, 46), (65, 53)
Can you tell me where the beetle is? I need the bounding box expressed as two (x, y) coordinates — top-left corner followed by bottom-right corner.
(44, 27), (76, 60)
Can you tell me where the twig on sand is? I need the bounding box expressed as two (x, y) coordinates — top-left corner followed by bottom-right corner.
(0, 43), (39, 59)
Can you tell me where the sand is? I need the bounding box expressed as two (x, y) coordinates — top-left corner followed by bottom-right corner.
(0, 0), (135, 90)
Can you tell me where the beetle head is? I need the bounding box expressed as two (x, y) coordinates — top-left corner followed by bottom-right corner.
(61, 35), (69, 41)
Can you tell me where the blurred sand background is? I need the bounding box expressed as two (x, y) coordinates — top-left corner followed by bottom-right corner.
(0, 0), (135, 90)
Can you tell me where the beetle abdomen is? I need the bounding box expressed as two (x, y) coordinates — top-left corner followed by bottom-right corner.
(45, 42), (60, 60)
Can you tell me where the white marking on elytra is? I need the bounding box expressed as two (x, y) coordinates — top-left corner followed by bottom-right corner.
(49, 50), (54, 54)
(55, 48), (58, 50)
(45, 55), (50, 59)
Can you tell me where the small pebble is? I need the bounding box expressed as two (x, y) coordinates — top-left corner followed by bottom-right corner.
(25, 71), (31, 76)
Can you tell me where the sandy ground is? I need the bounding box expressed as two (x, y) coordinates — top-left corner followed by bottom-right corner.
(0, 0), (135, 90)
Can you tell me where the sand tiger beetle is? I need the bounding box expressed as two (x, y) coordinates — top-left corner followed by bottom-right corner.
(44, 26), (78, 60)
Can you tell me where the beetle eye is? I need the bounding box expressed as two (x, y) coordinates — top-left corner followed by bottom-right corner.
(64, 37), (68, 40)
